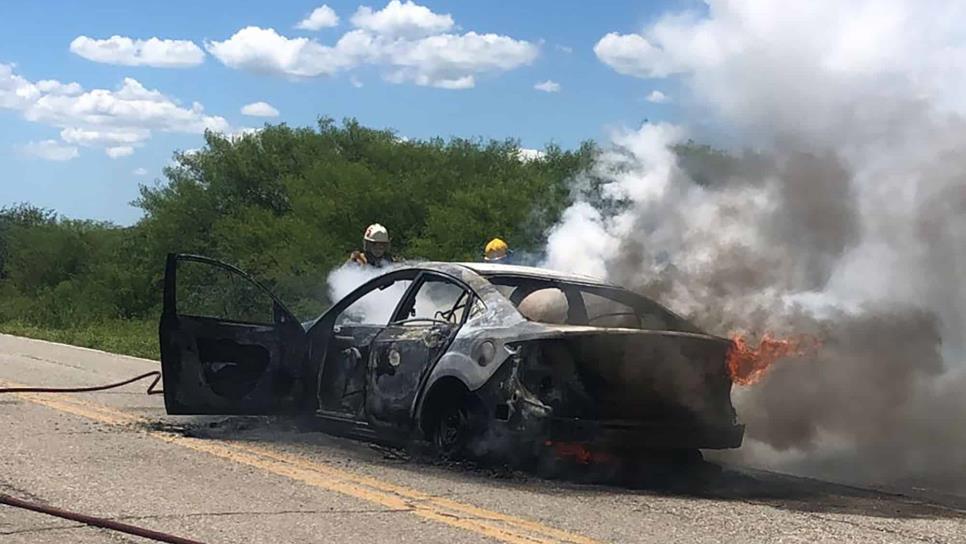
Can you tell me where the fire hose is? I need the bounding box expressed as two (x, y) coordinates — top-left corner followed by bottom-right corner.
(0, 369), (163, 395)
(0, 371), (208, 544)
(0, 493), (205, 544)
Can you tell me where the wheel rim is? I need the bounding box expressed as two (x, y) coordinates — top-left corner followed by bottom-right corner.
(435, 405), (467, 454)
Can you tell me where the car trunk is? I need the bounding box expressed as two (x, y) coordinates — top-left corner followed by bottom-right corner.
(519, 330), (736, 425)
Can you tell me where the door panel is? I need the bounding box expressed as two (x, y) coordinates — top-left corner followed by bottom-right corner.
(365, 322), (455, 427)
(364, 272), (470, 428)
(160, 254), (307, 415)
(316, 324), (385, 416)
(312, 273), (417, 417)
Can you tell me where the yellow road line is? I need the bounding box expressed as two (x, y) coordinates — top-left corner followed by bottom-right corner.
(3, 383), (603, 544)
(13, 391), (140, 426)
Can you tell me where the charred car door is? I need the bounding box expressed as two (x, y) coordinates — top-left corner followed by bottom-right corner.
(314, 272), (415, 418)
(366, 273), (473, 429)
(160, 254), (307, 415)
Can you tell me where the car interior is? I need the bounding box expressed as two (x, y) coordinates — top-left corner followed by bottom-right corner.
(485, 275), (696, 332)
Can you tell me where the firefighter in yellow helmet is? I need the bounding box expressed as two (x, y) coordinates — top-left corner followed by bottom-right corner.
(349, 223), (394, 267)
(484, 238), (510, 263)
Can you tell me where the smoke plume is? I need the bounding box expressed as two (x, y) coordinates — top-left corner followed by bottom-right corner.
(545, 0), (966, 492)
(327, 264), (410, 324)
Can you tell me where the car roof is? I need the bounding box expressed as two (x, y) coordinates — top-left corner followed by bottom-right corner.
(453, 262), (616, 286)
(350, 261), (618, 290)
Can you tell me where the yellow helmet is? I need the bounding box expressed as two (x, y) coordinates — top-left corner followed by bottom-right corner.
(484, 238), (509, 261)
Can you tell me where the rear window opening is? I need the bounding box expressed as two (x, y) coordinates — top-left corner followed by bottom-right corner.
(486, 275), (697, 332)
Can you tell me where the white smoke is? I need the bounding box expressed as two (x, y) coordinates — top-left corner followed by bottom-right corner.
(325, 263), (469, 324)
(544, 0), (966, 492)
(326, 264), (411, 324)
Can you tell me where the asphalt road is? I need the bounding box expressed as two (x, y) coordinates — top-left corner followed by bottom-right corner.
(1, 333), (963, 544)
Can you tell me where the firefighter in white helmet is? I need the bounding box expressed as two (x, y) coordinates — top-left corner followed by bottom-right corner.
(348, 223), (394, 267)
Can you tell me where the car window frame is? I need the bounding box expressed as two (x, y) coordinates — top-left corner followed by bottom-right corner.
(333, 277), (416, 327)
(390, 271), (481, 327)
(482, 273), (699, 332)
(168, 253), (297, 327)
(319, 269), (422, 332)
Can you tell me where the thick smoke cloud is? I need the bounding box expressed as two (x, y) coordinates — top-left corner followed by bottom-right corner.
(545, 0), (966, 492)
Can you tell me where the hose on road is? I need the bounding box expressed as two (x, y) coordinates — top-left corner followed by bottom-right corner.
(0, 372), (198, 542)
(0, 493), (205, 544)
(0, 370), (163, 395)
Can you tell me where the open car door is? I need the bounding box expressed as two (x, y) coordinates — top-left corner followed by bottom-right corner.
(160, 254), (308, 415)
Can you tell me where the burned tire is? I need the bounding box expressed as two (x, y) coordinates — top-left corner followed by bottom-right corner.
(431, 401), (473, 458)
(422, 378), (486, 460)
(429, 391), (488, 460)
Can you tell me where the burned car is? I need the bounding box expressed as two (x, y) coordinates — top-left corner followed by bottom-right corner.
(160, 254), (744, 461)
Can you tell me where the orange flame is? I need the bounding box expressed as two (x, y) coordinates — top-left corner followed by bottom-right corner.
(727, 332), (821, 385)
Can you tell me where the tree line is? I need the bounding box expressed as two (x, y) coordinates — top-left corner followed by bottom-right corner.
(0, 118), (596, 334)
(0, 117), (729, 359)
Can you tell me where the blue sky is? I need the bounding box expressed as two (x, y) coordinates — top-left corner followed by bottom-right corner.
(0, 1), (693, 224)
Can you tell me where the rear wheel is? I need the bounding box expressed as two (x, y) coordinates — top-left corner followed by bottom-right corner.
(431, 397), (482, 459)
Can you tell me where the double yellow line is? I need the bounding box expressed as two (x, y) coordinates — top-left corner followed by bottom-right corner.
(6, 386), (603, 544)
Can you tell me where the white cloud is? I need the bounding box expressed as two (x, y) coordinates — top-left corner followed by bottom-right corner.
(23, 77), (229, 134)
(534, 80), (561, 93)
(594, 32), (678, 78)
(20, 140), (79, 161)
(105, 145), (134, 158)
(296, 5), (340, 30)
(206, 26), (361, 77)
(410, 75), (473, 89)
(1, 63), (230, 157)
(70, 36), (205, 68)
(225, 127), (261, 141)
(350, 75), (364, 87)
(517, 147), (546, 161)
(379, 32), (538, 88)
(133, 167), (148, 176)
(61, 127), (150, 146)
(351, 0), (454, 38)
(646, 90), (669, 103)
(555, 44), (574, 54)
(0, 63), (42, 109)
(206, 2), (537, 89)
(240, 101), (280, 117)
(36, 80), (83, 95)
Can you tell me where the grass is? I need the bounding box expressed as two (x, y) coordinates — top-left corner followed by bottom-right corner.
(0, 319), (159, 360)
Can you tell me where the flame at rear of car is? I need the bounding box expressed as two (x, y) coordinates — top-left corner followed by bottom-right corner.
(726, 333), (821, 385)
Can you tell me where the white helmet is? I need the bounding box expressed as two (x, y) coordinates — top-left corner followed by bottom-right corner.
(363, 223), (390, 243)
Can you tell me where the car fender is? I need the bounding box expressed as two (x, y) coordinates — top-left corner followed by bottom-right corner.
(410, 329), (518, 427)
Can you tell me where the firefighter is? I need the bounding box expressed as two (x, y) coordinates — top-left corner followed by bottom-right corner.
(484, 238), (510, 263)
(348, 223), (393, 267)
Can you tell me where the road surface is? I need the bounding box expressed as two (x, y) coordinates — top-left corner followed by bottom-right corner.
(1, 333), (963, 543)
